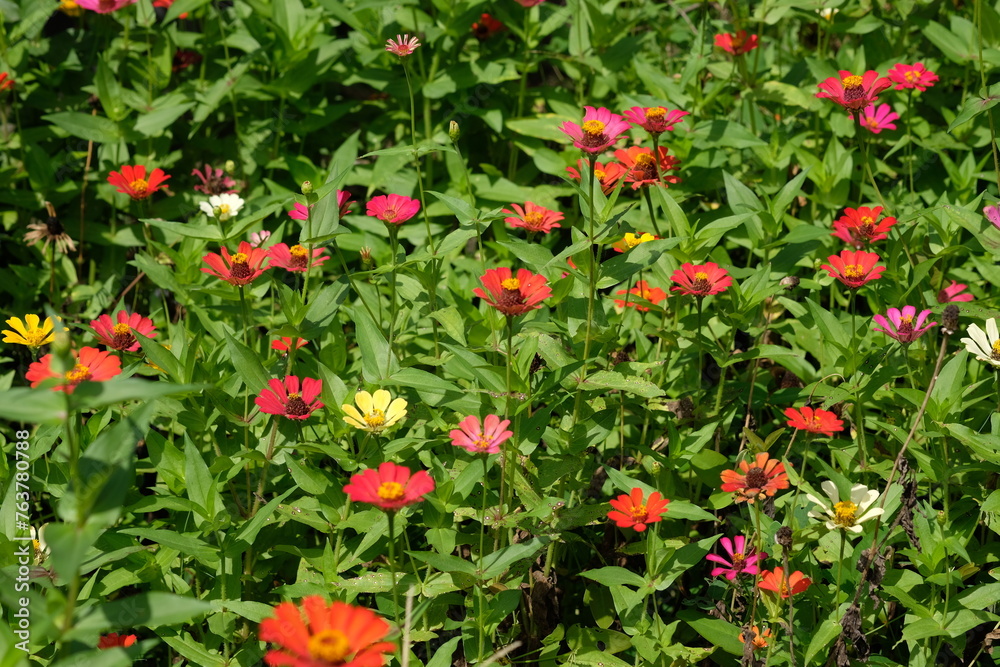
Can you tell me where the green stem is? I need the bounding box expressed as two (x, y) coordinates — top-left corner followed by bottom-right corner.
(695, 296), (704, 388)
(906, 88), (915, 205)
(835, 531), (845, 621)
(387, 511), (402, 627)
(386, 225), (399, 366)
(573, 157), (600, 424)
(477, 454), (490, 661)
(641, 185), (661, 236)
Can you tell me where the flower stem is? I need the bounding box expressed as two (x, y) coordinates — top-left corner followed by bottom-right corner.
(477, 454), (490, 661)
(695, 296), (704, 388)
(835, 531), (846, 621)
(237, 285), (251, 348)
(641, 185), (661, 236)
(572, 157), (600, 423)
(502, 318), (515, 523)
(905, 88), (915, 205)
(387, 511), (402, 628)
(386, 225), (399, 367)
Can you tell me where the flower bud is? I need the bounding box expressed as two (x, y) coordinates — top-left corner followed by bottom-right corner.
(775, 526), (793, 549)
(449, 121), (460, 143)
(941, 304), (959, 335)
(212, 206), (223, 219)
(360, 246), (374, 267)
(301, 181), (313, 195)
(224, 160), (236, 174)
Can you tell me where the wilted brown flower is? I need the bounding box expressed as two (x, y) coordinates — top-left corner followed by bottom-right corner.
(25, 202), (76, 254)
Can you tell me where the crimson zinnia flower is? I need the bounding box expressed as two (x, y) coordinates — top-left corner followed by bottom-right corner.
(474, 267), (551, 317)
(472, 13), (505, 39)
(98, 633), (137, 649)
(614, 146), (681, 189)
(343, 461), (435, 511)
(201, 241), (270, 286)
(614, 280), (667, 311)
(503, 202), (563, 234)
(758, 567), (812, 598)
(107, 165), (171, 200)
(256, 376), (324, 420)
(90, 310), (156, 352)
(719, 452), (789, 504)
(566, 159), (626, 194)
(887, 63), (938, 91)
(449, 414), (513, 454)
(559, 106), (631, 154)
(938, 280), (973, 303)
(714, 30), (758, 55)
(816, 70), (892, 112)
(705, 535), (764, 580)
(607, 488), (669, 532)
(268, 243), (329, 272)
(670, 262), (732, 297)
(272, 337), (308, 353)
(784, 406), (844, 437)
(26, 346), (122, 393)
(622, 106), (689, 136)
(259, 596), (394, 667)
(366, 194), (420, 225)
(821, 249), (885, 289)
(872, 306), (937, 344)
(832, 206), (897, 248)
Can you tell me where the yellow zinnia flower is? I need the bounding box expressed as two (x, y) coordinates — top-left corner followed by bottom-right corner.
(3, 315), (57, 350)
(342, 390), (407, 434)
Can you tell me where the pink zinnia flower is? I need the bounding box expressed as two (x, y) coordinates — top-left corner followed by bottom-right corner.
(985, 205), (1000, 230)
(705, 536), (764, 580)
(268, 243), (329, 272)
(614, 145), (681, 189)
(366, 194), (421, 225)
(938, 280), (973, 303)
(192, 163), (237, 195)
(872, 306), (937, 344)
(449, 414), (513, 455)
(76, 0), (136, 13)
(249, 230), (271, 248)
(90, 310), (156, 352)
(857, 104), (899, 134)
(887, 63), (939, 92)
(832, 206), (897, 248)
(670, 262), (732, 297)
(558, 106), (631, 154)
(714, 31), (758, 55)
(821, 250), (885, 289)
(816, 70), (892, 112)
(255, 376), (324, 420)
(622, 106), (689, 135)
(514, 0), (546, 6)
(566, 159), (626, 194)
(288, 203), (310, 220)
(386, 34), (420, 57)
(503, 202), (563, 234)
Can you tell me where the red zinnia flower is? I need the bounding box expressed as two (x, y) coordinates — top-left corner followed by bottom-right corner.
(172, 49), (202, 72)
(607, 487), (670, 532)
(783, 406), (844, 437)
(821, 249), (885, 289)
(670, 262), (732, 297)
(758, 567), (812, 598)
(831, 206), (897, 248)
(566, 159), (626, 194)
(98, 633), (137, 649)
(90, 310), (156, 352)
(473, 267), (552, 317)
(0, 72), (13, 92)
(259, 596), (394, 667)
(343, 461), (435, 511)
(201, 241), (270, 286)
(719, 452), (790, 504)
(449, 414), (513, 455)
(472, 13), (505, 39)
(816, 70), (892, 112)
(887, 63), (939, 92)
(614, 145), (681, 189)
(26, 346), (122, 393)
(503, 202), (563, 234)
(938, 280), (973, 303)
(366, 194), (420, 225)
(622, 106), (689, 135)
(714, 30), (758, 55)
(614, 280), (667, 311)
(268, 243), (330, 272)
(558, 106), (631, 154)
(272, 337), (308, 353)
(256, 376), (324, 420)
(107, 165), (171, 200)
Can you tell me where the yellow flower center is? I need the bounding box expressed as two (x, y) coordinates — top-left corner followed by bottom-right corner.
(842, 75), (863, 89)
(232, 253), (248, 264)
(501, 277), (521, 290)
(377, 481), (405, 501)
(129, 179), (149, 196)
(629, 504), (648, 522)
(308, 628), (351, 663)
(634, 153), (656, 167)
(639, 289), (653, 300)
(523, 212), (545, 227)
(59, 0), (83, 16)
(809, 415), (825, 429)
(694, 272), (709, 281)
(991, 340), (1000, 360)
(473, 437), (492, 450)
(65, 364), (92, 384)
(218, 204), (230, 215)
(645, 106), (666, 119)
(364, 408), (386, 429)
(113, 323), (131, 336)
(842, 264), (864, 279)
(291, 245), (308, 257)
(21, 328), (51, 347)
(582, 120), (606, 135)
(732, 553), (746, 568)
(905, 70), (918, 82)
(594, 169), (606, 180)
(867, 118), (880, 129)
(833, 500), (859, 527)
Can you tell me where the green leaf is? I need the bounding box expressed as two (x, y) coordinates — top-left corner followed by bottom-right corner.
(95, 58), (127, 122)
(0, 387), (67, 424)
(805, 619), (842, 665)
(582, 370), (664, 398)
(948, 81), (1000, 132)
(352, 304), (398, 381)
(407, 551), (478, 577)
(44, 112), (121, 144)
(223, 330), (270, 394)
(581, 566), (647, 588)
(69, 593), (212, 634)
(678, 610), (744, 656)
(481, 537), (550, 579)
(696, 120), (766, 149)
(118, 528), (219, 565)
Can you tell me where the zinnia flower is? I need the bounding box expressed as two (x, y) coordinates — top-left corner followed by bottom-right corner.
(514, 0), (546, 6)
(558, 106), (631, 154)
(107, 164), (170, 200)
(249, 230), (272, 248)
(449, 414), (513, 454)
(566, 159), (626, 194)
(366, 194), (421, 225)
(705, 535), (764, 580)
(985, 205), (1000, 230)
(816, 70), (892, 112)
(76, 0), (137, 13)
(503, 202), (563, 234)
(259, 596), (394, 667)
(26, 346), (122, 393)
(201, 241), (270, 286)
(272, 337), (308, 353)
(342, 389), (407, 434)
(714, 30), (758, 55)
(343, 461), (435, 511)
(758, 567), (811, 598)
(614, 145), (681, 189)
(293, 191), (353, 220)
(806, 481), (884, 534)
(98, 633), (137, 649)
(821, 249), (885, 289)
(857, 104), (899, 134)
(607, 487), (670, 532)
(622, 106), (690, 135)
(385, 34), (420, 57)
(472, 13), (505, 39)
(719, 452), (790, 504)
(938, 280), (972, 303)
(473, 267), (552, 317)
(4, 316), (56, 351)
(0, 72), (13, 91)
(670, 262), (732, 297)
(613, 232), (658, 253)
(256, 376), (324, 420)
(831, 206), (897, 248)
(192, 163), (237, 195)
(872, 306), (937, 344)
(25, 203), (76, 254)
(739, 626), (772, 651)
(961, 319), (1000, 368)
(90, 310), (156, 352)
(268, 243), (330, 272)
(614, 280), (667, 311)
(783, 405), (844, 437)
(199, 193), (245, 222)
(887, 63), (939, 92)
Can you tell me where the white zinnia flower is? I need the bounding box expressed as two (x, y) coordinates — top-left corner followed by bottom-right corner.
(960, 318), (1000, 368)
(199, 193), (245, 222)
(806, 481), (883, 535)
(817, 7), (839, 21)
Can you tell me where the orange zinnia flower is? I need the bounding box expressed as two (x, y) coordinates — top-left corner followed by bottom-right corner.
(783, 406), (844, 437)
(607, 487), (670, 532)
(614, 145), (681, 189)
(738, 626), (772, 651)
(259, 596), (395, 667)
(201, 241), (270, 286)
(107, 165), (171, 200)
(566, 159), (626, 194)
(719, 452), (789, 504)
(758, 567), (811, 598)
(503, 202), (563, 234)
(26, 346), (122, 393)
(613, 280), (667, 311)
(473, 267), (551, 317)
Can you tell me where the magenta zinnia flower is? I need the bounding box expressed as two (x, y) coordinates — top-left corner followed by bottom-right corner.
(887, 63), (939, 92)
(90, 310), (156, 352)
(449, 414), (513, 454)
(255, 376), (324, 420)
(385, 34), (420, 57)
(985, 205), (1000, 230)
(622, 106), (689, 136)
(559, 106), (631, 154)
(705, 536), (764, 580)
(857, 104), (899, 134)
(872, 306), (937, 344)
(366, 194), (421, 225)
(816, 70), (892, 112)
(938, 280), (973, 303)
(192, 163), (237, 195)
(76, 0), (136, 13)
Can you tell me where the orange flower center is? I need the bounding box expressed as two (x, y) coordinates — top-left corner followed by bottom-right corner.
(867, 118), (880, 129)
(905, 70), (918, 82)
(129, 179), (149, 196)
(501, 278), (521, 290)
(582, 120), (606, 135)
(594, 169), (606, 180)
(629, 503), (648, 523)
(113, 323), (131, 335)
(289, 245), (310, 269)
(308, 628), (351, 663)
(646, 106), (666, 120)
(381, 207), (398, 222)
(377, 481), (405, 501)
(364, 409), (386, 429)
(285, 393), (310, 416)
(523, 212), (545, 228)
(634, 153), (656, 167)
(833, 500), (859, 527)
(473, 437), (492, 451)
(842, 264), (865, 279)
(65, 364), (92, 384)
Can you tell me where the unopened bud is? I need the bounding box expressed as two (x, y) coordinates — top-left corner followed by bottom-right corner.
(780, 276), (800, 290)
(360, 246), (374, 266)
(449, 120), (460, 142)
(212, 205), (223, 219)
(942, 304), (959, 335)
(775, 526), (793, 549)
(301, 181), (313, 195)
(224, 160), (236, 174)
